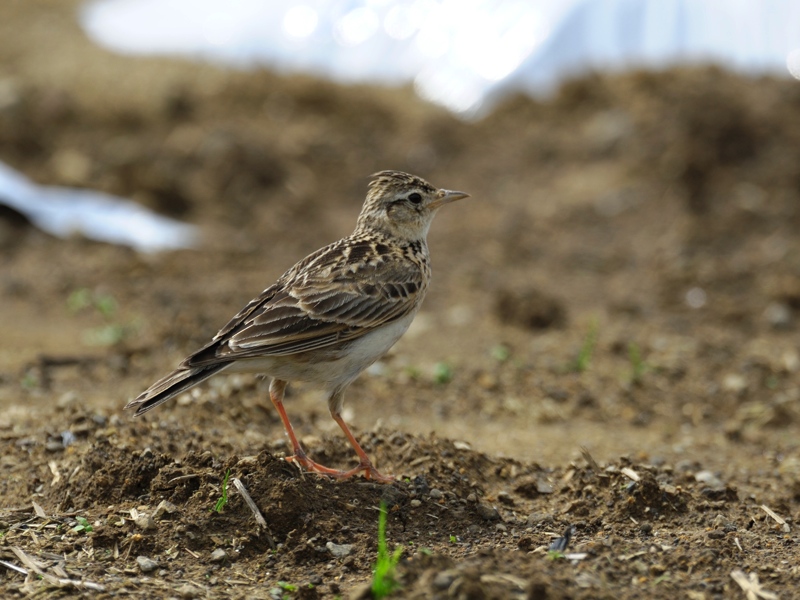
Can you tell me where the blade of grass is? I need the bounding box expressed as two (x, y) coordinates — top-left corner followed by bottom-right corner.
(371, 502), (402, 598)
(212, 469), (231, 513)
(570, 318), (598, 372)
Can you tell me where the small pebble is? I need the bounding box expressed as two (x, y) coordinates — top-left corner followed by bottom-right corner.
(410, 499), (421, 508)
(432, 570), (457, 590)
(45, 440), (65, 452)
(527, 512), (552, 526)
(176, 583), (202, 599)
(210, 548), (227, 563)
(764, 302), (792, 329)
(135, 514), (156, 531)
(722, 374), (746, 393)
(495, 523), (507, 532)
(429, 488), (443, 500)
(476, 503), (500, 521)
(154, 500), (179, 520)
(695, 470), (724, 489)
(136, 556), (158, 573)
(326, 542), (354, 558)
(497, 491), (514, 505)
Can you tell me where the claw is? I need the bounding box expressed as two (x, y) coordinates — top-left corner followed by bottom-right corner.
(286, 450), (393, 482)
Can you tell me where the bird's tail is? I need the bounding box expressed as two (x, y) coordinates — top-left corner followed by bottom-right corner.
(125, 362), (231, 416)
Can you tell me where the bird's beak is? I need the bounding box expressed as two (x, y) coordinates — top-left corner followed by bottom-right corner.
(429, 189), (470, 210)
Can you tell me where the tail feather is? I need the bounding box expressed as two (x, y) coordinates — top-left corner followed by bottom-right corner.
(126, 362), (231, 416)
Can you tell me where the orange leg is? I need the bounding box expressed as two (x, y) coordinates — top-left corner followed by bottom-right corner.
(330, 411), (394, 483)
(269, 380), (392, 482)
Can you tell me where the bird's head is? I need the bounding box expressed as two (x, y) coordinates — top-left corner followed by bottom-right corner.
(355, 170), (469, 241)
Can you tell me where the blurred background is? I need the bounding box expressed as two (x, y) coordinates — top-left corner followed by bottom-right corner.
(2, 0), (800, 466)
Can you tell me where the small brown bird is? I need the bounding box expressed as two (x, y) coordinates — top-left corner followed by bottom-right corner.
(127, 171), (469, 482)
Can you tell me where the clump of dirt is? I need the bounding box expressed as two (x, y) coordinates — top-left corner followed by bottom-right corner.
(494, 287), (567, 330)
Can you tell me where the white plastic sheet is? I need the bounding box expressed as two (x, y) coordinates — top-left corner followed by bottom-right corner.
(0, 161), (197, 252)
(81, 0), (800, 118)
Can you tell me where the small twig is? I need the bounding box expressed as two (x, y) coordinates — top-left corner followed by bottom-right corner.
(32, 501), (47, 519)
(0, 559), (27, 575)
(11, 547), (105, 591)
(11, 546), (48, 574)
(167, 474), (199, 486)
(48, 461), (62, 487)
(231, 478), (275, 549)
(123, 537), (136, 562)
(760, 505), (791, 533)
(621, 467), (640, 482)
(580, 446), (600, 471)
(731, 570), (778, 600)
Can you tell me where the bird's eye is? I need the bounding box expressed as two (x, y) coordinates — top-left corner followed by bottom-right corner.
(408, 192), (422, 204)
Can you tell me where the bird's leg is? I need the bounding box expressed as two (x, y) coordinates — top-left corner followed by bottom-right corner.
(330, 411), (394, 483)
(268, 379), (359, 478)
(327, 387), (394, 483)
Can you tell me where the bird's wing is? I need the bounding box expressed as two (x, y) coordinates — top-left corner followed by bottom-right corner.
(183, 237), (426, 366)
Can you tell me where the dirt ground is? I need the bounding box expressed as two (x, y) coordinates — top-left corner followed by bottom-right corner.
(2, 2), (800, 598)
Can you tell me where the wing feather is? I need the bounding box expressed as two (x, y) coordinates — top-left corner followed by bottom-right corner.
(183, 236), (427, 367)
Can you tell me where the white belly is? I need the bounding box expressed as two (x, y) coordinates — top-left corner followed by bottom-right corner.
(223, 311), (417, 389)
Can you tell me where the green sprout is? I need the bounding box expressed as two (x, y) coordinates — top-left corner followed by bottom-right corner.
(212, 469), (231, 513)
(404, 366), (421, 380)
(21, 372), (38, 390)
(371, 502), (403, 599)
(83, 324), (131, 346)
(653, 573), (671, 585)
(449, 535), (457, 544)
(277, 581), (297, 592)
(570, 319), (598, 372)
(433, 362), (453, 384)
(73, 516), (93, 533)
(66, 288), (92, 312)
(94, 294), (118, 318)
(490, 344), (510, 362)
(67, 288), (117, 317)
(546, 549), (566, 561)
(68, 287), (137, 346)
(628, 342), (647, 383)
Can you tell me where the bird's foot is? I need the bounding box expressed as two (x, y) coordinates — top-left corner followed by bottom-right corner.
(340, 461), (395, 484)
(286, 451), (393, 483)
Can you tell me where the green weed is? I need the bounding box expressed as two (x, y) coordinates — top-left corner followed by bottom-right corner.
(490, 344), (510, 362)
(628, 342), (647, 383)
(67, 287), (137, 346)
(212, 469), (231, 513)
(433, 362), (453, 384)
(371, 502), (403, 599)
(73, 516), (93, 533)
(570, 319), (598, 372)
